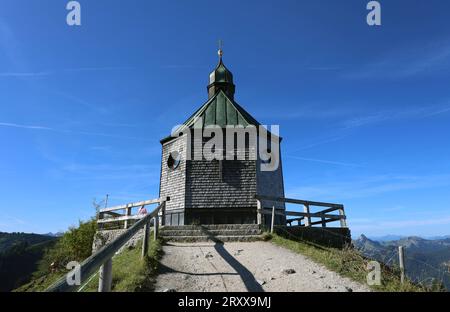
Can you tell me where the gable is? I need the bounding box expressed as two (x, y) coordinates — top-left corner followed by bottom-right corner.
(161, 91), (265, 143)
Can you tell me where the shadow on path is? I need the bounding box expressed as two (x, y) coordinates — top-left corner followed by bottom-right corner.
(158, 263), (239, 277)
(213, 243), (264, 292)
(199, 226), (265, 292)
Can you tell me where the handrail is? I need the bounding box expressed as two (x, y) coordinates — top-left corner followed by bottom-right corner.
(255, 194), (347, 230)
(255, 194), (343, 209)
(98, 197), (169, 230)
(46, 199), (168, 292)
(100, 198), (164, 213)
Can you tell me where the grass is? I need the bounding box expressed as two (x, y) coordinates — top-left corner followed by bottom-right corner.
(269, 233), (426, 292)
(15, 236), (163, 292)
(80, 237), (163, 292)
(14, 272), (65, 292)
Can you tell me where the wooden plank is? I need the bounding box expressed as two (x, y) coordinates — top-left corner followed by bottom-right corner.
(98, 258), (112, 292)
(258, 209), (345, 220)
(270, 206), (275, 233)
(304, 204), (311, 227)
(310, 218), (342, 226)
(153, 216), (159, 241)
(339, 208), (348, 228)
(317, 207), (341, 214)
(104, 211), (122, 217)
(100, 198), (165, 213)
(290, 211), (344, 219)
(284, 211), (345, 219)
(256, 199), (262, 225)
(287, 217), (305, 222)
(142, 221), (150, 259)
(124, 207), (132, 229)
(46, 203), (162, 292)
(97, 215), (141, 224)
(321, 216), (326, 228)
(255, 195), (343, 209)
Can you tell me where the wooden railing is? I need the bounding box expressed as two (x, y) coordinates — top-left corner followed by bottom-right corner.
(255, 195), (347, 232)
(46, 197), (169, 292)
(97, 197), (169, 230)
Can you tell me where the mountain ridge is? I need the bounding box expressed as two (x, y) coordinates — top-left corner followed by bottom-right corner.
(354, 234), (450, 291)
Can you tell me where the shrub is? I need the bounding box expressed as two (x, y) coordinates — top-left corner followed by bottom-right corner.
(34, 218), (97, 277)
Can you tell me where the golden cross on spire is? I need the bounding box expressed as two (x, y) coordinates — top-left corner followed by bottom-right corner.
(218, 39), (223, 59)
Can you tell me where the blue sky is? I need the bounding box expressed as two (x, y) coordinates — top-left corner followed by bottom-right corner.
(1, 0), (449, 237)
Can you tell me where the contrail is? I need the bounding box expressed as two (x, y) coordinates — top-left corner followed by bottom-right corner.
(0, 122), (151, 141)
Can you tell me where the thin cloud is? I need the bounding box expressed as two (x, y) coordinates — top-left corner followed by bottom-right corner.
(293, 134), (350, 152)
(0, 67), (132, 79)
(0, 71), (51, 77)
(285, 155), (363, 167)
(342, 102), (450, 129)
(0, 122), (52, 130)
(343, 41), (450, 80)
(63, 66), (134, 72)
(0, 121), (152, 141)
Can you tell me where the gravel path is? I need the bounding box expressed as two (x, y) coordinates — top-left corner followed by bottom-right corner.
(155, 241), (370, 292)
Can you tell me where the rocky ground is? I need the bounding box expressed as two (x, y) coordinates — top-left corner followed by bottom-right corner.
(154, 241), (370, 292)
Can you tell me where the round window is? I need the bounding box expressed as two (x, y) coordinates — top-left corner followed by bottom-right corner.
(167, 151), (181, 170)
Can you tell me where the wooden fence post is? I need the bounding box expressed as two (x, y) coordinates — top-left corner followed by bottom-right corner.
(153, 216), (159, 241)
(98, 258), (112, 292)
(161, 202), (166, 226)
(98, 212), (104, 230)
(321, 216), (326, 228)
(124, 205), (132, 229)
(303, 204), (311, 227)
(399, 246), (405, 284)
(141, 221), (150, 259)
(256, 199), (262, 225)
(338, 207), (347, 228)
(270, 206), (275, 233)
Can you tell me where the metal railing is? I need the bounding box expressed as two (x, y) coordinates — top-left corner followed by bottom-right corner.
(255, 195), (347, 232)
(46, 197), (169, 292)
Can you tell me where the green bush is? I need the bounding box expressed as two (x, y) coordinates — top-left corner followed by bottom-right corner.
(34, 218), (97, 277)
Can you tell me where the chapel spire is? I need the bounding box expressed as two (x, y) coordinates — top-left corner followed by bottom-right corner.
(207, 43), (235, 100)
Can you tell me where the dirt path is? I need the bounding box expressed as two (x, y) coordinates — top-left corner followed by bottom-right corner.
(154, 241), (370, 292)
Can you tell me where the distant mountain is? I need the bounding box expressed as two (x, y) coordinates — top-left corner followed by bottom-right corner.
(42, 232), (64, 238)
(368, 235), (406, 242)
(368, 234), (450, 242)
(354, 235), (450, 291)
(426, 235), (450, 240)
(0, 232), (58, 292)
(0, 232), (56, 254)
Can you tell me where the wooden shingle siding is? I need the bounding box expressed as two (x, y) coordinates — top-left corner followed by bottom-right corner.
(185, 160), (257, 209)
(159, 136), (187, 216)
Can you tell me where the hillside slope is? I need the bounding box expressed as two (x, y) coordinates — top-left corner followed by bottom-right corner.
(0, 233), (57, 291)
(354, 235), (450, 290)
